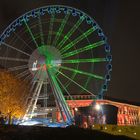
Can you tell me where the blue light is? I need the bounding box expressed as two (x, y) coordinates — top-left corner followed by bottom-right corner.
(105, 74), (111, 81)
(105, 45), (110, 52)
(106, 64), (112, 71)
(106, 54), (112, 61)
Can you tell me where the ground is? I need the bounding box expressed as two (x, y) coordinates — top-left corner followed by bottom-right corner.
(0, 125), (137, 140)
(92, 124), (140, 140)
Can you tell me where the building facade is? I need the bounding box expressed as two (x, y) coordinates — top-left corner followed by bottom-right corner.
(64, 95), (140, 126)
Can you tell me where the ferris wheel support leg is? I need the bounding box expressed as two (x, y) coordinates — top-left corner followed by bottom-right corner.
(24, 81), (36, 108)
(43, 82), (48, 107)
(23, 80), (41, 119)
(30, 80), (43, 118)
(54, 86), (72, 124)
(48, 73), (65, 123)
(48, 70), (74, 125)
(55, 76), (78, 110)
(52, 85), (65, 123)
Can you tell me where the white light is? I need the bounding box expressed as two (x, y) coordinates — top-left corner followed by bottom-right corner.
(57, 64), (61, 66)
(74, 108), (78, 111)
(23, 116), (29, 121)
(32, 67), (37, 71)
(95, 104), (101, 110)
(105, 127), (107, 130)
(20, 120), (40, 126)
(134, 132), (136, 135)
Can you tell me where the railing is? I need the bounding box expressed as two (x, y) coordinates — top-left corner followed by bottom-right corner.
(64, 95), (95, 100)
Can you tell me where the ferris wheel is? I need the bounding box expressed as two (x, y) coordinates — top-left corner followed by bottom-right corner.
(0, 5), (112, 125)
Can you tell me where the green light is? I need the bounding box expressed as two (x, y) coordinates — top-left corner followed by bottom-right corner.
(47, 13), (55, 45)
(52, 13), (70, 47)
(55, 75), (75, 102)
(62, 40), (105, 58)
(60, 65), (104, 80)
(55, 75), (79, 107)
(60, 27), (96, 54)
(24, 19), (39, 48)
(62, 58), (107, 64)
(48, 69), (73, 120)
(57, 17), (84, 49)
(38, 45), (61, 75)
(38, 45), (53, 66)
(56, 69), (96, 96)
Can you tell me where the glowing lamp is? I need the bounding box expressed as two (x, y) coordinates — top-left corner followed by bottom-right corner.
(74, 108), (78, 112)
(95, 104), (101, 111)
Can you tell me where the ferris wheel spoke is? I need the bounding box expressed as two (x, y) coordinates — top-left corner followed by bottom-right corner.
(57, 17), (84, 49)
(8, 65), (28, 71)
(55, 75), (73, 99)
(47, 13), (55, 45)
(16, 69), (30, 78)
(23, 80), (36, 109)
(38, 13), (45, 45)
(60, 27), (96, 54)
(23, 73), (33, 81)
(1, 42), (30, 56)
(62, 58), (107, 64)
(24, 19), (39, 48)
(60, 65), (104, 80)
(55, 75), (78, 106)
(52, 13), (70, 47)
(0, 56), (28, 62)
(13, 32), (33, 51)
(62, 40), (105, 58)
(56, 69), (96, 97)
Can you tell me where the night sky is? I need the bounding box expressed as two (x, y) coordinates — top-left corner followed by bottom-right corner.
(0, 0), (140, 102)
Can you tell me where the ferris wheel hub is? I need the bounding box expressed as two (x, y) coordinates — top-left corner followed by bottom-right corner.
(28, 45), (62, 80)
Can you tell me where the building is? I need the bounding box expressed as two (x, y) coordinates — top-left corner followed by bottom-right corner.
(34, 95), (140, 126)
(64, 95), (140, 126)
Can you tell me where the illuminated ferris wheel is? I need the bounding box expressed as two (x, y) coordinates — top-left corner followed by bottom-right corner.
(0, 5), (112, 124)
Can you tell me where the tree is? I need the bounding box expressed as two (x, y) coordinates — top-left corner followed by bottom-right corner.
(0, 69), (30, 121)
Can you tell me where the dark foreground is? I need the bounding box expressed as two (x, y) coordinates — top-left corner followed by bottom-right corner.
(0, 125), (135, 140)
